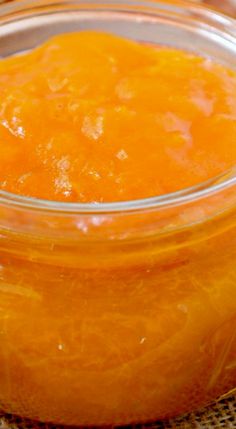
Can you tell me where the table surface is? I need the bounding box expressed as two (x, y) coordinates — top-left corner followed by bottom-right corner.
(0, 395), (235, 428)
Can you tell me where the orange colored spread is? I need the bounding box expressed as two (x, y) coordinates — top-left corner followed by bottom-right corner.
(0, 31), (235, 202)
(0, 32), (235, 427)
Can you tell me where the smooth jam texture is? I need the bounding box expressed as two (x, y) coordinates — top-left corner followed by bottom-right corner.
(0, 31), (236, 202)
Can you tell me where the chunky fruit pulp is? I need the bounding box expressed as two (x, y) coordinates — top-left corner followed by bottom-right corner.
(0, 218), (235, 426)
(0, 32), (236, 202)
(0, 32), (235, 426)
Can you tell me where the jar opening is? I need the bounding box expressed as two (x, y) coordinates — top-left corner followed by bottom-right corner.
(0, 0), (235, 214)
(0, 167), (235, 213)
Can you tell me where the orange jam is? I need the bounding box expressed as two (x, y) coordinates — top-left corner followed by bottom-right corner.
(0, 31), (235, 426)
(0, 31), (236, 202)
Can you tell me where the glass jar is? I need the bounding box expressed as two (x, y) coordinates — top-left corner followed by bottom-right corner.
(0, 0), (235, 426)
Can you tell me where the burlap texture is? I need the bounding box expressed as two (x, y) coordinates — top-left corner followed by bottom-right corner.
(0, 395), (235, 428)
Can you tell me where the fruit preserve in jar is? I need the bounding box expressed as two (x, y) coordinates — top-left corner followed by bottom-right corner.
(0, 0), (235, 426)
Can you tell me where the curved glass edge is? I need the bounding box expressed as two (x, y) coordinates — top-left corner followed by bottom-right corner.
(0, 169), (235, 215)
(0, 0), (235, 215)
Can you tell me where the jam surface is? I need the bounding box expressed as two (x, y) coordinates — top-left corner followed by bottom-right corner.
(0, 31), (235, 202)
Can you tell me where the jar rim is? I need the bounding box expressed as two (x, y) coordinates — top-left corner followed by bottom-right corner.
(0, 168), (235, 213)
(0, 0), (235, 214)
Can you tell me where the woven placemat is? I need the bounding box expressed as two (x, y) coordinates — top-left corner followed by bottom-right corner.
(0, 395), (235, 429)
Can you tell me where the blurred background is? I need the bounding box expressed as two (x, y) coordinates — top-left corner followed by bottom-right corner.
(194, 0), (236, 15)
(0, 0), (236, 16)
